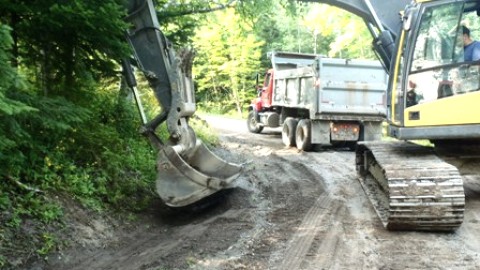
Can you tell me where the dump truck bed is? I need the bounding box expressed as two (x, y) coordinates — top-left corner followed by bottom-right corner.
(270, 54), (388, 120)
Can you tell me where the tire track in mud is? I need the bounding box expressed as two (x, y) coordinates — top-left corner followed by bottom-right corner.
(221, 135), (384, 270)
(225, 147), (331, 269)
(256, 150), (360, 270)
(458, 158), (480, 258)
(273, 149), (383, 270)
(303, 204), (347, 269)
(274, 193), (342, 270)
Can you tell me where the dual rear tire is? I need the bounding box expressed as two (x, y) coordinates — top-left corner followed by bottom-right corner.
(295, 119), (312, 151)
(282, 118), (312, 151)
(282, 118), (298, 147)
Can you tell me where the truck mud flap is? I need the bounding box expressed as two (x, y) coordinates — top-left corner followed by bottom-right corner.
(156, 140), (242, 207)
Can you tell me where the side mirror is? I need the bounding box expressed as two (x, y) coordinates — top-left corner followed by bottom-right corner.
(254, 73), (260, 91)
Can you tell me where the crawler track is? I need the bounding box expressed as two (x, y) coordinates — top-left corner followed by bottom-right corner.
(356, 141), (465, 231)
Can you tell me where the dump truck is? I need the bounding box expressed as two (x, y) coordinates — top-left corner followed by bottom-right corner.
(247, 51), (388, 151)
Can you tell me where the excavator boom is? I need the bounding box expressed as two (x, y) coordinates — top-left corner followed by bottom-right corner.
(122, 0), (241, 207)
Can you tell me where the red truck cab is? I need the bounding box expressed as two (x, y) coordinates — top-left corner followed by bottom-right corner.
(253, 69), (274, 111)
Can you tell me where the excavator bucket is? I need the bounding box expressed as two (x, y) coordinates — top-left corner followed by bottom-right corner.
(156, 141), (242, 207)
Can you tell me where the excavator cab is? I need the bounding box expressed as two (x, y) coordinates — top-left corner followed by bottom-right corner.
(388, 0), (480, 140)
(122, 0), (241, 207)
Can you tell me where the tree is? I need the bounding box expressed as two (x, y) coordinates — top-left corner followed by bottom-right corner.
(0, 0), (130, 99)
(0, 24), (36, 161)
(301, 4), (376, 59)
(193, 9), (263, 115)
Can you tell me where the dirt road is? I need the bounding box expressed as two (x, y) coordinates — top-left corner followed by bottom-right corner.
(40, 115), (480, 270)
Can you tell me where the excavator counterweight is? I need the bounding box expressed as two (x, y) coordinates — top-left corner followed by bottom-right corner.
(122, 0), (241, 207)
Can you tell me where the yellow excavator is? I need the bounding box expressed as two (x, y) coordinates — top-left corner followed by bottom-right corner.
(120, 0), (241, 208)
(302, 0), (480, 230)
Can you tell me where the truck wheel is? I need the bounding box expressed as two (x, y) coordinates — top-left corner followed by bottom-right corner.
(282, 117), (298, 147)
(296, 119), (312, 151)
(247, 111), (264, 133)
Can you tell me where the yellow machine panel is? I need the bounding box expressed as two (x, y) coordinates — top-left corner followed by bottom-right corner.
(404, 91), (480, 127)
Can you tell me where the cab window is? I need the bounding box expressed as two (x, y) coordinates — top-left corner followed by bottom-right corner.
(407, 2), (480, 106)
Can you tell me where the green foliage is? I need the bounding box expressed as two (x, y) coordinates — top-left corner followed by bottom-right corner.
(0, 83), (157, 266)
(193, 8), (263, 116)
(190, 116), (220, 147)
(301, 4), (375, 59)
(0, 24), (37, 153)
(35, 87), (157, 211)
(36, 233), (57, 256)
(0, 6), (156, 266)
(250, 2), (375, 59)
(155, 0), (203, 45)
(0, 0), (130, 98)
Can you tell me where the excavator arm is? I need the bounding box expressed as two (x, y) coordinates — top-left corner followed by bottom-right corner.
(122, 0), (241, 207)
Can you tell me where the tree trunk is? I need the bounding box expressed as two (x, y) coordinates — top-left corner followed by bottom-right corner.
(40, 43), (52, 96)
(10, 12), (19, 68)
(64, 43), (75, 98)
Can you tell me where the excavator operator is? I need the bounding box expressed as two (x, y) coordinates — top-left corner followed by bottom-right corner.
(463, 25), (480, 61)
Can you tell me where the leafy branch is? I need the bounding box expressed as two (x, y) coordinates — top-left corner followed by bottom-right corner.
(159, 0), (238, 18)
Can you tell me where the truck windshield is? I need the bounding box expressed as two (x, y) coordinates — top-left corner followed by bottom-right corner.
(264, 72), (271, 88)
